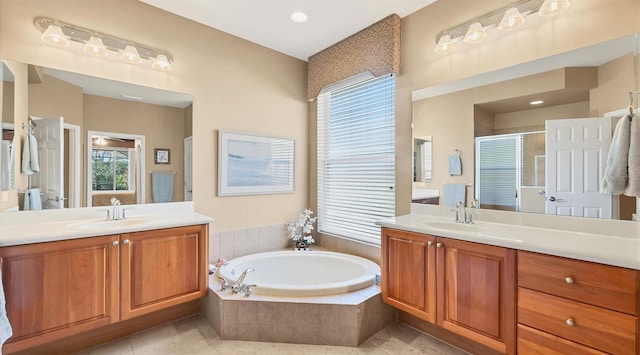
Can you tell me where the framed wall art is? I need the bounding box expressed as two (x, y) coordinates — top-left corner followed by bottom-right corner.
(218, 130), (294, 196)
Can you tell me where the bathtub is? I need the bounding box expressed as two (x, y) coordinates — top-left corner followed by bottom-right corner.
(217, 250), (380, 297)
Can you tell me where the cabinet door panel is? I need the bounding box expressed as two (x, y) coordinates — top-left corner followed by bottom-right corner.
(437, 238), (516, 354)
(121, 225), (207, 320)
(381, 228), (436, 323)
(0, 235), (119, 352)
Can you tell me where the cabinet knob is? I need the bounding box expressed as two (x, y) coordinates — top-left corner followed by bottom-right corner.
(565, 276), (574, 284)
(427, 241), (433, 246)
(112, 240), (119, 246)
(122, 239), (130, 245)
(566, 318), (575, 326)
(436, 242), (442, 248)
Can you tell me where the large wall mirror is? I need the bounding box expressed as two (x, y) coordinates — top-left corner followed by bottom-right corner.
(1, 61), (193, 211)
(412, 34), (639, 220)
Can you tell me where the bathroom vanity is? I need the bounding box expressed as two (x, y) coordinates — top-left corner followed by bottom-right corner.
(0, 203), (212, 354)
(378, 206), (639, 355)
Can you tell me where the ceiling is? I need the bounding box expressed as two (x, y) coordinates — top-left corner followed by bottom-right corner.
(139, 0), (438, 61)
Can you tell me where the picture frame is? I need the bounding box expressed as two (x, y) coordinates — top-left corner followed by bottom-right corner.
(154, 148), (170, 164)
(218, 130), (295, 196)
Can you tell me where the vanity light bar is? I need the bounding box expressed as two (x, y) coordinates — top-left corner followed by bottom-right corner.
(33, 17), (174, 70)
(435, 0), (568, 53)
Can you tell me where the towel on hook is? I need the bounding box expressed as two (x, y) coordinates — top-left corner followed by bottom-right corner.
(602, 114), (631, 194)
(448, 151), (462, 176)
(23, 188), (42, 210)
(0, 269), (12, 349)
(624, 114), (639, 196)
(151, 171), (174, 203)
(442, 183), (466, 207)
(20, 134), (39, 175)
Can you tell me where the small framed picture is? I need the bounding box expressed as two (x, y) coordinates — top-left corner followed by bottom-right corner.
(154, 148), (170, 164)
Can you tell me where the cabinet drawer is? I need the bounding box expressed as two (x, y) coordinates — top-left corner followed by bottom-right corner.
(518, 288), (637, 354)
(518, 251), (638, 315)
(518, 324), (606, 354)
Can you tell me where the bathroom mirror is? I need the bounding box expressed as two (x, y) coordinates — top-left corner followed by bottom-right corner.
(1, 60), (15, 191)
(412, 34), (639, 220)
(1, 61), (193, 210)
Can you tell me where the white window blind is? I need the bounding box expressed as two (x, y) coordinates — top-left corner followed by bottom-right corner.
(317, 74), (395, 245)
(475, 135), (520, 210)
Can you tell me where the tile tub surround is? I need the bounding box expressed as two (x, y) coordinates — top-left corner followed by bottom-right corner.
(209, 223), (292, 263)
(201, 276), (397, 347)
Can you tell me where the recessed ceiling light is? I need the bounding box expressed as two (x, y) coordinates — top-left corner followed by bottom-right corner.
(530, 100), (544, 105)
(290, 12), (308, 23)
(122, 94), (144, 101)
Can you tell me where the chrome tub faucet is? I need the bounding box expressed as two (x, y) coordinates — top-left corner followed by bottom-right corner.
(231, 267), (255, 294)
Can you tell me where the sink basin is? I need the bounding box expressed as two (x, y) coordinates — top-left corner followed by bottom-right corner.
(426, 221), (480, 232)
(68, 217), (155, 230)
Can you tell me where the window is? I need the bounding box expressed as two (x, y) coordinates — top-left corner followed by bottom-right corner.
(317, 74), (395, 245)
(91, 148), (134, 192)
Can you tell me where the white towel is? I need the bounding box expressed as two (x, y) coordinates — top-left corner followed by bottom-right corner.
(24, 188), (42, 210)
(602, 115), (631, 194)
(442, 183), (466, 207)
(20, 134), (39, 175)
(448, 152), (462, 176)
(624, 114), (639, 196)
(0, 269), (13, 348)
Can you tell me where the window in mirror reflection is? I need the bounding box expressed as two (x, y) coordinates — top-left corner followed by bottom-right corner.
(413, 136), (432, 183)
(91, 136), (139, 206)
(475, 131), (544, 212)
(1, 128), (15, 190)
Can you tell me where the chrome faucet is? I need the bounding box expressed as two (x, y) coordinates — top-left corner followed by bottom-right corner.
(454, 201), (465, 223)
(231, 267), (255, 294)
(466, 199), (479, 224)
(110, 197), (121, 220)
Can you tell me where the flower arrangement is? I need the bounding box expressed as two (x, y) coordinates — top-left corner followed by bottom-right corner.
(286, 208), (317, 250)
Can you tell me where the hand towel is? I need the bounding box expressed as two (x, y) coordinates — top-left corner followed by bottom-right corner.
(602, 114), (631, 194)
(448, 152), (462, 176)
(624, 114), (639, 196)
(0, 271), (12, 349)
(20, 134), (39, 175)
(442, 183), (466, 207)
(24, 188), (42, 210)
(152, 171), (174, 203)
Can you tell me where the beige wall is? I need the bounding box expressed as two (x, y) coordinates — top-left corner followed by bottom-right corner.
(591, 53), (637, 115)
(29, 74), (83, 126)
(494, 101), (590, 131)
(0, 0), (308, 232)
(2, 81), (14, 123)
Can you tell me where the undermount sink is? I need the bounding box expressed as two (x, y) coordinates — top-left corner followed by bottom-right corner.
(67, 217), (155, 230)
(425, 221), (480, 232)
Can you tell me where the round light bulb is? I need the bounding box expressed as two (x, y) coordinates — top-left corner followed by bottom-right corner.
(290, 12), (308, 23)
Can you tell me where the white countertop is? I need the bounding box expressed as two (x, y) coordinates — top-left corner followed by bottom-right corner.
(377, 209), (640, 270)
(0, 202), (214, 247)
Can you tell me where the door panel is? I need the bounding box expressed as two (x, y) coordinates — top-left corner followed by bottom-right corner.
(30, 116), (64, 209)
(546, 117), (613, 218)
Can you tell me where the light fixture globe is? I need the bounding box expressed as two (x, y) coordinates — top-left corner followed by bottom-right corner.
(434, 34), (455, 54)
(290, 12), (308, 23)
(498, 7), (526, 31)
(121, 45), (142, 64)
(539, 0), (571, 17)
(83, 36), (108, 56)
(152, 54), (173, 72)
(463, 22), (486, 44)
(40, 25), (70, 47)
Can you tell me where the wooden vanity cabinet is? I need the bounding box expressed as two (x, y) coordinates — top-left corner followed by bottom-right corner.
(381, 227), (516, 354)
(381, 228), (436, 322)
(0, 235), (120, 353)
(517, 251), (639, 354)
(120, 225), (208, 320)
(0, 224), (208, 354)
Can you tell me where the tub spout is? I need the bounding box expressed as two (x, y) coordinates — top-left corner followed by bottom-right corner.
(231, 267), (255, 294)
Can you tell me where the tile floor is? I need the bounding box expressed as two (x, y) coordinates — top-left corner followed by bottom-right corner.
(76, 315), (468, 355)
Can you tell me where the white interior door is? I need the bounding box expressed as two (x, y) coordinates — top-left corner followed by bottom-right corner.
(184, 136), (193, 201)
(545, 117), (614, 218)
(31, 116), (64, 209)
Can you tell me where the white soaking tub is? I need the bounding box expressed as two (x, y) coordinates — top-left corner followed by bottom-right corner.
(217, 250), (380, 296)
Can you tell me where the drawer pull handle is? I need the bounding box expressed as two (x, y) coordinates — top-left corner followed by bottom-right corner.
(122, 239), (130, 245)
(566, 318), (575, 326)
(565, 277), (574, 284)
(436, 242), (443, 248)
(428, 241), (433, 246)
(112, 240), (119, 246)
